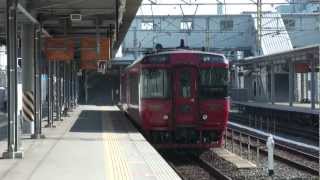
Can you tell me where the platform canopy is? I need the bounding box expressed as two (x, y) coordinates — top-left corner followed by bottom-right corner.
(0, 0), (142, 55)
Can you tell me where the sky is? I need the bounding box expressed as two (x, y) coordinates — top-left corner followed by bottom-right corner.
(137, 0), (289, 15)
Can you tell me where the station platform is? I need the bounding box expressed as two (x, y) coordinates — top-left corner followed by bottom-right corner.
(232, 100), (319, 115)
(0, 105), (181, 180)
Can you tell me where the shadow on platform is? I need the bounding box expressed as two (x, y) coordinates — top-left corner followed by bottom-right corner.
(70, 110), (130, 133)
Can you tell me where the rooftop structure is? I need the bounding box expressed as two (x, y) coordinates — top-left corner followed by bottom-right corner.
(121, 13), (320, 60)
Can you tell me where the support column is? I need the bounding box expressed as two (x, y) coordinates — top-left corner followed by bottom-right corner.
(305, 73), (308, 101)
(3, 0), (23, 158)
(270, 64), (275, 104)
(72, 61), (76, 108)
(300, 73), (304, 102)
(38, 30), (43, 134)
(234, 66), (239, 89)
(69, 62), (73, 109)
(67, 62), (71, 110)
(21, 24), (34, 131)
(53, 61), (56, 120)
(52, 61), (60, 121)
(73, 61), (77, 107)
(62, 62), (66, 114)
(311, 58), (316, 109)
(288, 61), (294, 106)
(75, 65), (78, 106)
(46, 61), (54, 127)
(51, 62), (55, 122)
(84, 70), (88, 104)
(315, 71), (318, 106)
(55, 61), (61, 121)
(63, 62), (70, 115)
(70, 61), (74, 108)
(32, 24), (44, 138)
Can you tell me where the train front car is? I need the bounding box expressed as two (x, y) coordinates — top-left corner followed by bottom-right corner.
(139, 51), (229, 149)
(197, 53), (229, 148)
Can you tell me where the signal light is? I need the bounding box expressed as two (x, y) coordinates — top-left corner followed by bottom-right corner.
(202, 114), (208, 121)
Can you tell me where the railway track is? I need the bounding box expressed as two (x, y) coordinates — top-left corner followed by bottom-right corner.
(162, 151), (231, 180)
(225, 125), (319, 176)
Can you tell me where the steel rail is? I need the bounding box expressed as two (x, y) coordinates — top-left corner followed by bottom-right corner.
(165, 151), (232, 180)
(191, 155), (232, 180)
(167, 162), (187, 180)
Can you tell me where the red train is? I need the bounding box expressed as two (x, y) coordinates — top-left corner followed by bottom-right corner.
(120, 49), (229, 149)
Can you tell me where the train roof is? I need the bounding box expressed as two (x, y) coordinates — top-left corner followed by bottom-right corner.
(148, 49), (226, 57)
(124, 50), (228, 71)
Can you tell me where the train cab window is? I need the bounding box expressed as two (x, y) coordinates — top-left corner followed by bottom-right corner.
(141, 69), (170, 98)
(199, 68), (228, 99)
(180, 70), (191, 98)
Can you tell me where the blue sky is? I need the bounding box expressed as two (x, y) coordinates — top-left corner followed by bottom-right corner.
(137, 0), (288, 15)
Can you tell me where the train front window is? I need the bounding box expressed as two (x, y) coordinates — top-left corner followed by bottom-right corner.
(141, 69), (170, 98)
(199, 68), (228, 99)
(179, 70), (192, 98)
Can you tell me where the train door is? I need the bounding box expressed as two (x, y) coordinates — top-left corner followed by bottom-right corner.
(173, 67), (198, 126)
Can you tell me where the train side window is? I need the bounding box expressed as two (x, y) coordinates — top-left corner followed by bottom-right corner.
(180, 70), (191, 98)
(141, 69), (170, 98)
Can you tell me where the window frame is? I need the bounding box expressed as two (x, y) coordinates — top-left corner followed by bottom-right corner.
(140, 68), (171, 99)
(220, 20), (234, 31)
(283, 19), (295, 31)
(180, 20), (193, 31)
(141, 21), (154, 31)
(198, 67), (229, 99)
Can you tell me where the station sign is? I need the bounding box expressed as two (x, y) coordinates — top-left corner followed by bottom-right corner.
(294, 63), (320, 73)
(44, 37), (75, 61)
(80, 37), (111, 70)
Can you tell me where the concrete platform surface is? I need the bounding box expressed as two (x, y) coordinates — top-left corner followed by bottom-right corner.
(0, 105), (181, 180)
(212, 148), (256, 169)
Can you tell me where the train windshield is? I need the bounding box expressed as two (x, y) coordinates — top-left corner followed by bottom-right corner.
(141, 69), (170, 98)
(199, 68), (228, 99)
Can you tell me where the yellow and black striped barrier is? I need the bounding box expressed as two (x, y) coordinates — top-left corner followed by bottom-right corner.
(22, 91), (34, 122)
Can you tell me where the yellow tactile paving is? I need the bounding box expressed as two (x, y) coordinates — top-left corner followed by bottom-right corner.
(102, 113), (132, 180)
(101, 107), (181, 180)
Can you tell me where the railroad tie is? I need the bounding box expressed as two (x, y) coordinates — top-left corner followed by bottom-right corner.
(22, 91), (35, 122)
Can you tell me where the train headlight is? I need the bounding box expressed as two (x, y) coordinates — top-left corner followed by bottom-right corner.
(163, 115), (169, 120)
(202, 114), (208, 121)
